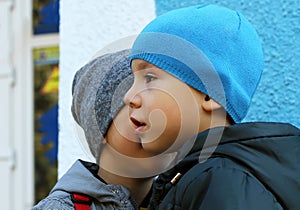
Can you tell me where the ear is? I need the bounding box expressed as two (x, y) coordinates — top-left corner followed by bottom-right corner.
(202, 95), (222, 112)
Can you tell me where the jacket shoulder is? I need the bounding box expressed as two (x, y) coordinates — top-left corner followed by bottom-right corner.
(31, 190), (74, 210)
(163, 157), (282, 210)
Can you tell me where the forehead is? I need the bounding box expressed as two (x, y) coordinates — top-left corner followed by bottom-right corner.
(131, 59), (157, 72)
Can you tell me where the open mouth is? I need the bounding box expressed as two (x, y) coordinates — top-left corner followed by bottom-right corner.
(130, 117), (146, 129)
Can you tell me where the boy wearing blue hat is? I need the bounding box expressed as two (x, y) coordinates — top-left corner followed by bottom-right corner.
(124, 4), (300, 210)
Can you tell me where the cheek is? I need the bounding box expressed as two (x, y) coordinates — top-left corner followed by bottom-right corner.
(113, 108), (139, 143)
(143, 98), (182, 154)
(110, 128), (144, 157)
(118, 122), (138, 143)
(146, 91), (181, 132)
(147, 90), (180, 113)
(142, 86), (200, 154)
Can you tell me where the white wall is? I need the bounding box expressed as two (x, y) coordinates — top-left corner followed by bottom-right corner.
(59, 0), (156, 177)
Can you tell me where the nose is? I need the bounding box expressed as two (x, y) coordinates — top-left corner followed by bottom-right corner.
(124, 84), (142, 109)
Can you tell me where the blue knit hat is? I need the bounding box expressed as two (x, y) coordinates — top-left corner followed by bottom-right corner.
(130, 4), (264, 123)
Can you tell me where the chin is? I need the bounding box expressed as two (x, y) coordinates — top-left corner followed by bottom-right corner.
(141, 142), (171, 156)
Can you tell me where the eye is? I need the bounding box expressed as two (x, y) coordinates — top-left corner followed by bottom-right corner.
(144, 73), (157, 83)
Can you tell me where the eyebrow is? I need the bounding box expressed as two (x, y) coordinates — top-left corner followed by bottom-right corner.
(134, 60), (154, 71)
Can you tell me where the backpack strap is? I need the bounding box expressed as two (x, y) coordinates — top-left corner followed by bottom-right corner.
(71, 193), (92, 210)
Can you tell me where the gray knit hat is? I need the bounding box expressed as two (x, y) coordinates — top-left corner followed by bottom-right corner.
(71, 49), (132, 161)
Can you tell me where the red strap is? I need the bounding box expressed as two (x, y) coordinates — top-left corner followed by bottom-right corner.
(71, 193), (92, 210)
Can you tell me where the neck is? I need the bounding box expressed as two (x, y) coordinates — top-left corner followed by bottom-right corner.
(98, 168), (152, 205)
(200, 108), (232, 132)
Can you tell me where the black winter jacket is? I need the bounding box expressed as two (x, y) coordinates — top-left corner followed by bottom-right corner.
(148, 122), (300, 210)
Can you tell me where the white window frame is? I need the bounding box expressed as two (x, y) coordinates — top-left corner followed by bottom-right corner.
(0, 0), (59, 208)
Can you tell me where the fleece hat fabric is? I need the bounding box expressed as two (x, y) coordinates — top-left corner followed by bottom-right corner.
(71, 49), (132, 161)
(130, 4), (264, 123)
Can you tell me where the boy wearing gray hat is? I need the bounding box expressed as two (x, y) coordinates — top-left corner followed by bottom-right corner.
(32, 49), (171, 210)
(124, 4), (300, 210)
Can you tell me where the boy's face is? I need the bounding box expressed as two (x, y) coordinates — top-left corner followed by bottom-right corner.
(124, 59), (203, 155)
(105, 106), (152, 158)
(100, 106), (177, 178)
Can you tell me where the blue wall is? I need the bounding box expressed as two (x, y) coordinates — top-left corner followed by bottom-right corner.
(155, 0), (300, 128)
